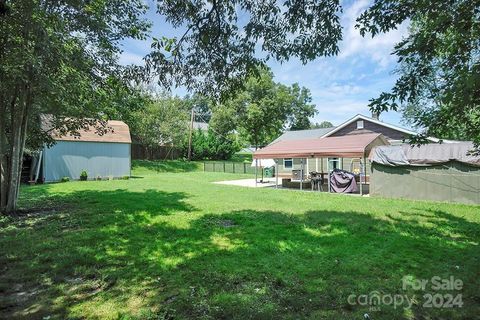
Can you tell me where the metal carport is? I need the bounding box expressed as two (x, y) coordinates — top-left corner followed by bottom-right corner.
(253, 133), (389, 194)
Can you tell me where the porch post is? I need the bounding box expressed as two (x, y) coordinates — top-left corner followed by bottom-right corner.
(255, 158), (258, 187)
(328, 169), (331, 193)
(359, 157), (363, 196)
(300, 158), (304, 190)
(275, 159), (278, 189)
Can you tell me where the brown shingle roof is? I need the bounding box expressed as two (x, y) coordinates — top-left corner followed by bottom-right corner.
(41, 115), (131, 143)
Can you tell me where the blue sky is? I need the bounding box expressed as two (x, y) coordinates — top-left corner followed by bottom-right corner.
(120, 0), (409, 128)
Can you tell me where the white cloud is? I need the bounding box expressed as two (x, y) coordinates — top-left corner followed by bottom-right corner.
(119, 51), (145, 66)
(339, 0), (408, 69)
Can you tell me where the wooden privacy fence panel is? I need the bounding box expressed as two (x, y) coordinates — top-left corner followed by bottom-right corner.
(203, 162), (256, 174)
(131, 144), (182, 160)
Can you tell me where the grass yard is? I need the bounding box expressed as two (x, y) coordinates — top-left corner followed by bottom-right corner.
(1, 161), (479, 319)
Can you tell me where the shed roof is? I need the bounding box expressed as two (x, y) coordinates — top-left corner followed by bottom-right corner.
(41, 115), (131, 143)
(254, 133), (389, 159)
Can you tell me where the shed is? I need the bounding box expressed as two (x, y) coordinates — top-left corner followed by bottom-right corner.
(40, 118), (132, 182)
(370, 143), (480, 204)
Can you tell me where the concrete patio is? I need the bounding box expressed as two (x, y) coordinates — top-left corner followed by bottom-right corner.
(213, 178), (277, 188)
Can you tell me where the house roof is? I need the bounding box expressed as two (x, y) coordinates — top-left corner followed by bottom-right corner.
(41, 115), (131, 144)
(270, 127), (335, 144)
(320, 114), (439, 142)
(254, 133), (389, 159)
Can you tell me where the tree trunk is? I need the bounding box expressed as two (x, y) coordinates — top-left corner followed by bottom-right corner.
(0, 102), (8, 212)
(3, 85), (30, 214)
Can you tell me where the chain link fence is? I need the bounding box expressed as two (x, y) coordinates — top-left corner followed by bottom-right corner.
(203, 162), (257, 174)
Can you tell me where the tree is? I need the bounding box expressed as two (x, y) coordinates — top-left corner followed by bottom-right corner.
(129, 94), (189, 158)
(311, 121), (334, 129)
(144, 0), (343, 96)
(188, 129), (241, 161)
(209, 68), (316, 148)
(183, 94), (214, 123)
(357, 0), (480, 150)
(0, 1), (149, 213)
(228, 68), (316, 148)
(231, 69), (291, 149)
(287, 84), (317, 130)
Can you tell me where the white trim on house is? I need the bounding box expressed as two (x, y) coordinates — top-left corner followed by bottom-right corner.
(284, 158), (293, 169)
(320, 114), (439, 142)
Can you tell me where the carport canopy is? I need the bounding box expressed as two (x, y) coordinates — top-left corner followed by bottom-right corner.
(253, 133), (389, 159)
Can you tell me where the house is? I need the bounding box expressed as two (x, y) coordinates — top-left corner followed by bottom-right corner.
(270, 114), (436, 178)
(37, 116), (131, 182)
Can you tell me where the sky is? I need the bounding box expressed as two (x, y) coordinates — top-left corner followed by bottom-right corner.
(120, 0), (409, 128)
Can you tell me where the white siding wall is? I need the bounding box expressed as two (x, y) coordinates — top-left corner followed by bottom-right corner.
(43, 141), (131, 181)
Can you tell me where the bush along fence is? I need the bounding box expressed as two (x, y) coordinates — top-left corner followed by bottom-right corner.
(203, 162), (257, 174)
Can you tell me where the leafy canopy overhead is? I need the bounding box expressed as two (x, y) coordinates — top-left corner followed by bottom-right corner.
(357, 0), (480, 149)
(216, 68), (316, 148)
(144, 0), (343, 95)
(142, 0), (479, 150)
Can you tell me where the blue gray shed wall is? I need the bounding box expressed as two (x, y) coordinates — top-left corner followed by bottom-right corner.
(43, 141), (131, 181)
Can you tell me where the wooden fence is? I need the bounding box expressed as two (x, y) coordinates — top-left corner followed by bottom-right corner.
(131, 144), (182, 160)
(203, 162), (256, 174)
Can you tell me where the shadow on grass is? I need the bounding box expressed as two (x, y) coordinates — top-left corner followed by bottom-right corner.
(132, 160), (201, 173)
(1, 189), (479, 319)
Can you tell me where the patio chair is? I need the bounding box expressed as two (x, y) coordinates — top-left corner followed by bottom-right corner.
(309, 172), (324, 192)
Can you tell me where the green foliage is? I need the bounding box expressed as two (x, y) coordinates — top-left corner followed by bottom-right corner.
(129, 93), (189, 149)
(287, 84), (317, 130)
(60, 177), (70, 183)
(0, 0), (150, 212)
(183, 94), (214, 122)
(188, 129), (241, 161)
(2, 165), (478, 318)
(225, 68), (317, 147)
(357, 0), (480, 149)
(311, 121), (334, 129)
(145, 1), (343, 96)
(79, 170), (88, 181)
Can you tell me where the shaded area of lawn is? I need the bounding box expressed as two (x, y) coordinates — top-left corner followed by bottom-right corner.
(1, 175), (479, 319)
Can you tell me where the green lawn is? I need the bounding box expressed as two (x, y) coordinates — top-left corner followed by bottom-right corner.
(1, 161), (479, 319)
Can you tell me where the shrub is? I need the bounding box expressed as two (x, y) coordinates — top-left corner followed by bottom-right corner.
(60, 176), (70, 183)
(96, 175), (102, 181)
(79, 170), (88, 181)
(121, 176), (130, 180)
(186, 128), (241, 160)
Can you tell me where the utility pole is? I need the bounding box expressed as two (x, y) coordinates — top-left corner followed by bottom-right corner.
(187, 108), (195, 161)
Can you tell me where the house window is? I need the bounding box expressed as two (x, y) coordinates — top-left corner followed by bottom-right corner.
(328, 157), (342, 171)
(284, 158), (293, 169)
(356, 120), (364, 129)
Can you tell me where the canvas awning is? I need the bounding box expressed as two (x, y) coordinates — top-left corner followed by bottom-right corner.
(254, 133), (388, 159)
(371, 142), (480, 167)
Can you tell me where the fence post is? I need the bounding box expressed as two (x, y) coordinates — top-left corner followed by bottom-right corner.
(204, 162), (206, 172)
(233, 162), (235, 174)
(223, 162), (226, 173)
(213, 162), (215, 172)
(244, 163), (246, 174)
